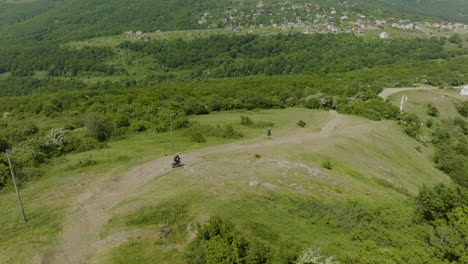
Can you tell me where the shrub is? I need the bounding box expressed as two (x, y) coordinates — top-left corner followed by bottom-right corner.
(322, 159), (333, 170)
(114, 113), (130, 128)
(0, 138), (11, 153)
(189, 131), (207, 143)
(241, 115), (274, 128)
(83, 113), (114, 142)
(256, 121), (274, 128)
(455, 101), (468, 117)
(77, 158), (97, 168)
(185, 216), (274, 264)
(415, 184), (468, 222)
(399, 113), (422, 138)
(241, 115), (254, 126)
(426, 118), (433, 128)
(184, 123), (243, 140)
(21, 122), (39, 136)
(131, 121), (148, 132)
(297, 120), (306, 127)
(44, 128), (67, 153)
(453, 117), (467, 135)
(254, 153), (261, 158)
(427, 104), (439, 117)
(216, 125), (243, 139)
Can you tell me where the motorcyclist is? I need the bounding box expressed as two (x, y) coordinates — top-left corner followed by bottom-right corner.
(173, 153), (181, 166)
(267, 128), (272, 136)
(172, 153), (181, 168)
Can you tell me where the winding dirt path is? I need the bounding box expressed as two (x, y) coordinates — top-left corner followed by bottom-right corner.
(378, 86), (437, 100)
(43, 111), (343, 264)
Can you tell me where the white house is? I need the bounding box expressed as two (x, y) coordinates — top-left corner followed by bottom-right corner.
(461, 85), (468, 96)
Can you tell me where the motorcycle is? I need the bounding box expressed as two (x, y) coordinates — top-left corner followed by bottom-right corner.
(172, 158), (182, 168)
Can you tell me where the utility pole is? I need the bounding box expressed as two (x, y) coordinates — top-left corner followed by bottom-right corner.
(6, 150), (27, 223)
(170, 114), (175, 153)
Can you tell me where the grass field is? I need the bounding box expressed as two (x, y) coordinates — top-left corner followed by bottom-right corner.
(388, 89), (466, 119)
(0, 108), (452, 263)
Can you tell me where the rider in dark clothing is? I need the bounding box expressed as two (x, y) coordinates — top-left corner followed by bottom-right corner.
(173, 154), (181, 164)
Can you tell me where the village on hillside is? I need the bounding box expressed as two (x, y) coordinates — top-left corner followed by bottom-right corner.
(123, 0), (468, 40)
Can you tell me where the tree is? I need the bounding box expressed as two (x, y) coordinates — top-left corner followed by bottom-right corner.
(83, 113), (114, 142)
(0, 138), (11, 153)
(448, 34), (462, 45)
(455, 101), (468, 117)
(427, 104), (439, 117)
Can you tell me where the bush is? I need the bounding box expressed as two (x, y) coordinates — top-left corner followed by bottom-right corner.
(322, 159), (333, 170)
(241, 115), (274, 128)
(185, 216), (274, 264)
(189, 131), (207, 143)
(453, 117), (467, 135)
(455, 101), (468, 117)
(0, 138), (11, 153)
(399, 113), (422, 138)
(83, 113), (114, 142)
(216, 125), (244, 139)
(241, 115), (254, 126)
(76, 158), (97, 168)
(415, 183), (468, 222)
(21, 122), (39, 136)
(114, 113), (130, 128)
(426, 118), (433, 128)
(427, 104), (439, 117)
(131, 121), (148, 132)
(297, 120), (306, 127)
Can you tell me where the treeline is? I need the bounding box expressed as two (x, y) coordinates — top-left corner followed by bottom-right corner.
(399, 101), (467, 188)
(2, 53), (468, 98)
(118, 33), (465, 77)
(0, 45), (119, 77)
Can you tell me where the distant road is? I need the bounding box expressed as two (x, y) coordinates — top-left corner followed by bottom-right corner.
(378, 86), (437, 100)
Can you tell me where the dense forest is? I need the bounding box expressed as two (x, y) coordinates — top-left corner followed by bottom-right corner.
(0, 33), (466, 97)
(118, 34), (463, 77)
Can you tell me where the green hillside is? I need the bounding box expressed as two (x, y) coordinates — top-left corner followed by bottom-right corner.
(371, 0), (468, 23)
(0, 0), (467, 263)
(1, 0), (467, 44)
(0, 0), (224, 43)
(0, 0), (61, 31)
(0, 108), (460, 264)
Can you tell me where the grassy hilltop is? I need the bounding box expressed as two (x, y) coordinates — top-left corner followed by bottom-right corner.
(0, 108), (455, 263)
(0, 0), (467, 263)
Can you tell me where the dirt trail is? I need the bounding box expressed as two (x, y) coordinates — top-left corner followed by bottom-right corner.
(43, 111), (342, 264)
(378, 86), (437, 100)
